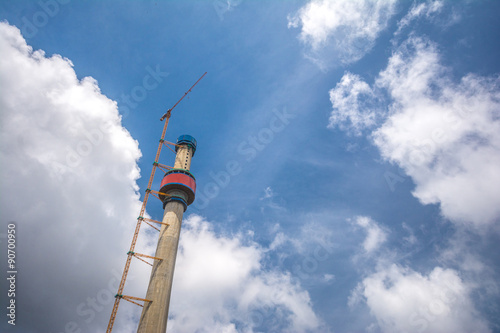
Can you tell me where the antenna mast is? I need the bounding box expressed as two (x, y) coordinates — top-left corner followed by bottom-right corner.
(106, 72), (206, 333)
(160, 72), (207, 121)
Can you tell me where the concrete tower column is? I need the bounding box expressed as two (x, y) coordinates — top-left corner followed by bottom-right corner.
(137, 135), (197, 333)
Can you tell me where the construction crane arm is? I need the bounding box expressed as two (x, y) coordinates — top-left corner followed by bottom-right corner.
(160, 71), (207, 121)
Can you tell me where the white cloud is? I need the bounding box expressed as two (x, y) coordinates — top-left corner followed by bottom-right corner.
(395, 0), (443, 36)
(269, 231), (287, 251)
(437, 229), (500, 301)
(328, 72), (381, 135)
(329, 34), (500, 226)
(259, 186), (287, 212)
(260, 186), (274, 200)
(169, 215), (321, 332)
(0, 22), (153, 332)
(288, 0), (397, 67)
(0, 23), (321, 333)
(402, 222), (418, 246)
(350, 264), (490, 333)
(323, 273), (335, 282)
(353, 216), (388, 254)
(373, 36), (500, 226)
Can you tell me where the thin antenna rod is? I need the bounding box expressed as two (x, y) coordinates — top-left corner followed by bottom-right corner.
(160, 72), (207, 121)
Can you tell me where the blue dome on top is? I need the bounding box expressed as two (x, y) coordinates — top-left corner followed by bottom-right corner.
(176, 134), (197, 156)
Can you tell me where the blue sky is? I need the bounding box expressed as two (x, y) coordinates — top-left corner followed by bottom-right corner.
(1, 1), (500, 332)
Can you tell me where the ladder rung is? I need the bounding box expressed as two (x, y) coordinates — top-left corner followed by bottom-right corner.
(144, 217), (169, 226)
(138, 217), (169, 227)
(134, 252), (162, 261)
(143, 220), (160, 232)
(120, 295), (151, 307)
(162, 140), (178, 154)
(134, 256), (152, 266)
(149, 190), (171, 202)
(127, 251), (162, 266)
(156, 163), (173, 172)
(163, 140), (179, 147)
(150, 190), (170, 197)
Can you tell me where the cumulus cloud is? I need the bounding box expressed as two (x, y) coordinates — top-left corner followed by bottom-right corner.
(350, 264), (490, 333)
(0, 23), (321, 333)
(0, 21), (152, 332)
(328, 72), (381, 135)
(169, 215), (321, 333)
(373, 36), (500, 226)
(353, 216), (388, 254)
(288, 0), (397, 67)
(437, 229), (500, 301)
(329, 35), (500, 226)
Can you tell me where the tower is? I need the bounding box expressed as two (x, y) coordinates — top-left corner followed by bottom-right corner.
(106, 72), (206, 333)
(137, 135), (197, 332)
